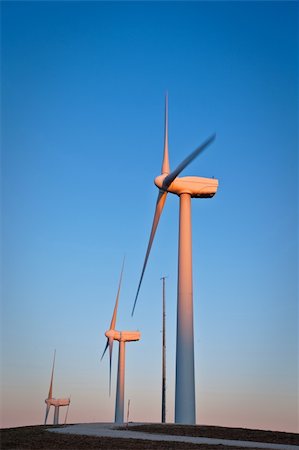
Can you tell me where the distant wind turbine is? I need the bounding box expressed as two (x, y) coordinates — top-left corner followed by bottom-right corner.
(101, 259), (141, 424)
(132, 95), (218, 424)
(44, 350), (71, 425)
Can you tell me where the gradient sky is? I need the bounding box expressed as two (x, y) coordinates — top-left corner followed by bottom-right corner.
(1, 1), (298, 432)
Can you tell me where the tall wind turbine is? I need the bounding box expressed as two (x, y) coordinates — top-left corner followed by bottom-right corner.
(44, 350), (71, 425)
(132, 95), (218, 424)
(101, 260), (141, 424)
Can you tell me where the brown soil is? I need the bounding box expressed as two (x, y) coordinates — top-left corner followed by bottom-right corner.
(0, 423), (298, 450)
(127, 423), (299, 445)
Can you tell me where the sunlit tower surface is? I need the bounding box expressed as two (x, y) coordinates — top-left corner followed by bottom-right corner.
(132, 95), (218, 424)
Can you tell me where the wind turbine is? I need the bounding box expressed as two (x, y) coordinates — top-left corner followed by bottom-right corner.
(101, 260), (141, 424)
(44, 350), (71, 425)
(132, 95), (218, 424)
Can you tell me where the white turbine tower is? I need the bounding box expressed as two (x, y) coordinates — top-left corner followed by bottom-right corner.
(101, 260), (141, 424)
(44, 350), (71, 425)
(132, 95), (218, 424)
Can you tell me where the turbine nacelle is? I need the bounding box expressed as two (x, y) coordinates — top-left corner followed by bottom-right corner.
(154, 174), (219, 198)
(45, 398), (70, 407)
(105, 329), (141, 342)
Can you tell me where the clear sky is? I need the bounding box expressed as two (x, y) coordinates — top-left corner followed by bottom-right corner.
(1, 1), (298, 432)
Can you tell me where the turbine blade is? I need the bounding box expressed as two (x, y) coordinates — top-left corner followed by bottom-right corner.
(48, 349), (56, 399)
(163, 134), (216, 189)
(132, 190), (168, 315)
(109, 337), (114, 396)
(110, 257), (125, 330)
(44, 405), (50, 425)
(64, 396), (71, 425)
(101, 339), (109, 360)
(161, 93), (170, 174)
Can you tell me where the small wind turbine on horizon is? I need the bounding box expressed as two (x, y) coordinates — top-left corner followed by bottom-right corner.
(44, 350), (71, 425)
(132, 94), (218, 425)
(101, 259), (141, 424)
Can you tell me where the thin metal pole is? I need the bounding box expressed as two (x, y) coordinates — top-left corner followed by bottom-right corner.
(126, 399), (130, 428)
(161, 276), (167, 423)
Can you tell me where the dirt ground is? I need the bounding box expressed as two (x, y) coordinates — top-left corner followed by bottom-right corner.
(1, 423), (298, 450)
(127, 423), (299, 445)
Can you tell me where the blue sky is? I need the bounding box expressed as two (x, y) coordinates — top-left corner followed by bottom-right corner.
(1, 1), (298, 432)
